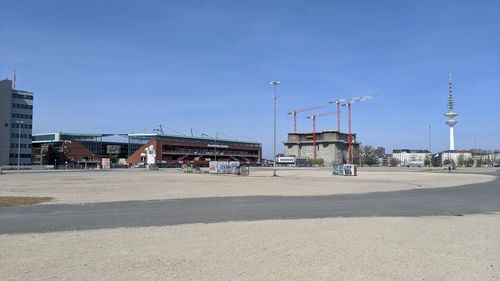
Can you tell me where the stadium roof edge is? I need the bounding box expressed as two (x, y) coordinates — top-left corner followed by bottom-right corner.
(33, 132), (115, 138)
(127, 133), (260, 145)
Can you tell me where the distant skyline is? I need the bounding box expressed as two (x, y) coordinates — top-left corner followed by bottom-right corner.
(1, 0), (499, 158)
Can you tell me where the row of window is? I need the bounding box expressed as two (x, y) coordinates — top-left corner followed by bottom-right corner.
(11, 143), (32, 148)
(130, 136), (261, 148)
(11, 133), (32, 138)
(12, 103), (33, 110)
(12, 93), (34, 100)
(11, 123), (33, 129)
(32, 134), (55, 142)
(9, 153), (32, 158)
(12, 113), (33, 119)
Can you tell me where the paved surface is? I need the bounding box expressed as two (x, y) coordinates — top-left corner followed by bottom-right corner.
(1, 171), (499, 234)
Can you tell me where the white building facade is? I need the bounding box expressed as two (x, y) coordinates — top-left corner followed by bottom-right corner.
(392, 149), (430, 167)
(441, 150), (472, 165)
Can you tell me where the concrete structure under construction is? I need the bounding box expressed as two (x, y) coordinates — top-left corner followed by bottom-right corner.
(0, 79), (34, 166)
(283, 131), (359, 166)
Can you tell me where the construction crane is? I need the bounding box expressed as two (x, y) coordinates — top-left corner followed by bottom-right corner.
(339, 95), (375, 164)
(328, 98), (347, 132)
(288, 105), (327, 133)
(306, 111), (338, 159)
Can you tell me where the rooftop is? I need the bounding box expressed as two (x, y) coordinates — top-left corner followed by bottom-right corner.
(127, 133), (261, 146)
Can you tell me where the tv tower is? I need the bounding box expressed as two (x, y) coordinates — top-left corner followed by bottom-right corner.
(444, 73), (458, 150)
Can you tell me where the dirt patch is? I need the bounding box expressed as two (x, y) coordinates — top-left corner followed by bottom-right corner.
(0, 196), (52, 207)
(0, 169), (495, 205)
(1, 215), (499, 280)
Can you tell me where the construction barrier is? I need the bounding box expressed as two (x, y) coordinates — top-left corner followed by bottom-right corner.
(209, 161), (240, 174)
(332, 164), (357, 176)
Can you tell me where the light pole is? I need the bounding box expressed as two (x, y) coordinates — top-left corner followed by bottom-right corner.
(270, 81), (280, 177)
(202, 132), (218, 161)
(214, 131), (218, 161)
(428, 125), (432, 169)
(16, 120), (24, 172)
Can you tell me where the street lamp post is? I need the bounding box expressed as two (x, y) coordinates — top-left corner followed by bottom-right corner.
(202, 132), (218, 162)
(428, 125), (432, 169)
(214, 131), (218, 161)
(269, 81), (280, 177)
(16, 121), (24, 172)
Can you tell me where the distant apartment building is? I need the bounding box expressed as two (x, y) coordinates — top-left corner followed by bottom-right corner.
(374, 146), (387, 166)
(0, 79), (34, 166)
(440, 150), (472, 165)
(392, 149), (430, 167)
(374, 147), (386, 158)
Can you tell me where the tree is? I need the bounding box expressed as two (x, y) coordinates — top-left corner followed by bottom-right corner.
(477, 157), (484, 167)
(424, 155), (431, 167)
(44, 145), (57, 165)
(457, 155), (465, 167)
(389, 158), (400, 167)
(352, 147), (361, 165)
(465, 158), (474, 167)
(109, 154), (118, 163)
(360, 145), (378, 166)
(443, 159), (456, 166)
(308, 158), (324, 166)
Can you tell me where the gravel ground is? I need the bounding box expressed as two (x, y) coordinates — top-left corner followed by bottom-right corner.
(1, 214), (499, 281)
(0, 168), (494, 204)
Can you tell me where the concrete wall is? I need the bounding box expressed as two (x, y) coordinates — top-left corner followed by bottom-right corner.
(284, 142), (350, 166)
(0, 80), (12, 166)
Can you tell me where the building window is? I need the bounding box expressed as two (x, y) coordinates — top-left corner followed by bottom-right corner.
(12, 93), (33, 100)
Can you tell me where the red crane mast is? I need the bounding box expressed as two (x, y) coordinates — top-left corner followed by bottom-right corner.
(306, 111), (338, 159)
(328, 99), (347, 132)
(288, 105), (327, 133)
(339, 95), (375, 164)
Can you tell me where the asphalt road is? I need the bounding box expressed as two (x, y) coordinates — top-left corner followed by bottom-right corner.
(1, 171), (499, 234)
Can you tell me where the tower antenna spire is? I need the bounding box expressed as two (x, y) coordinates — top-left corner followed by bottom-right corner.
(448, 73), (454, 111)
(13, 70), (16, 89)
(444, 73), (458, 151)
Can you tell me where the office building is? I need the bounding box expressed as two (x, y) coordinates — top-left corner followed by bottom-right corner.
(0, 79), (33, 166)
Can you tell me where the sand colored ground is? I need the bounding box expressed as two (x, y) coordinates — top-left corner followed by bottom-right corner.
(0, 168), (495, 204)
(1, 214), (499, 281)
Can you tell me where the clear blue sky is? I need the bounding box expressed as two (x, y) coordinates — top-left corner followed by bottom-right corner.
(1, 0), (499, 157)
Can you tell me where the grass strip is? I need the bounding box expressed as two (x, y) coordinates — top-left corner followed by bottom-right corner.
(0, 196), (52, 207)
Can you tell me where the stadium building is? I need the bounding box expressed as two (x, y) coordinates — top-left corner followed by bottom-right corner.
(31, 131), (262, 167)
(32, 132), (128, 167)
(126, 133), (262, 167)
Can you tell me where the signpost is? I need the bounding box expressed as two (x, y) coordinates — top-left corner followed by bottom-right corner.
(101, 158), (111, 169)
